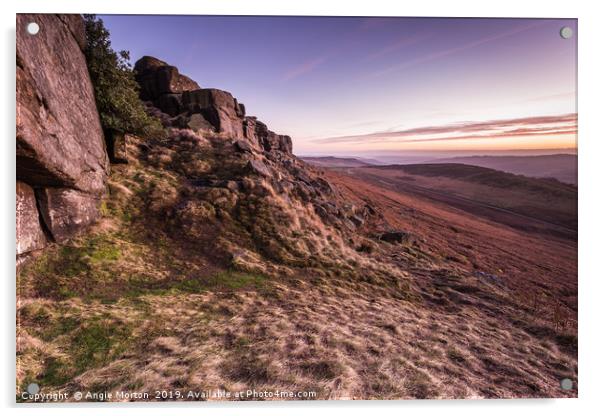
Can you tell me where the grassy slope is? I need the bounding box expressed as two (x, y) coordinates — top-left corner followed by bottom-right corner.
(17, 135), (577, 401)
(355, 164), (577, 231)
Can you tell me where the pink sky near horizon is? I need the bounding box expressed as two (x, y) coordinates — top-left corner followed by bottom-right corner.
(103, 16), (577, 154)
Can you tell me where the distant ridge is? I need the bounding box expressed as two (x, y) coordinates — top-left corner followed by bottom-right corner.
(301, 156), (375, 168)
(428, 154), (577, 185)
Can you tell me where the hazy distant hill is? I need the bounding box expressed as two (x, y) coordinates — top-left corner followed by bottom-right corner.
(429, 154), (577, 185)
(301, 156), (375, 168)
(353, 163), (577, 234)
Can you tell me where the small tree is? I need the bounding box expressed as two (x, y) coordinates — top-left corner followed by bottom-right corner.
(83, 14), (166, 139)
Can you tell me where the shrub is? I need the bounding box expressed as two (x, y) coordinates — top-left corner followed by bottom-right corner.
(83, 15), (166, 139)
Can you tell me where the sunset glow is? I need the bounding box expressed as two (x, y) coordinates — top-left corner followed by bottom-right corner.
(102, 15), (577, 155)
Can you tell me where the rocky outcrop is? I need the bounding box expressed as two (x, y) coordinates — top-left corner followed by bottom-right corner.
(132, 57), (376, 258)
(180, 89), (245, 138)
(16, 14), (109, 257)
(134, 56), (200, 101)
(134, 56), (293, 155)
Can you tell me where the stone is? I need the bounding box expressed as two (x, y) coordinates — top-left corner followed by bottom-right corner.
(243, 117), (258, 143)
(378, 231), (416, 246)
(36, 188), (101, 243)
(17, 14), (109, 194)
(134, 56), (200, 101)
(350, 215), (365, 227)
(234, 139), (253, 153)
(313, 177), (335, 195)
(17, 14), (110, 253)
(246, 160), (271, 177)
(314, 204), (329, 219)
(154, 93), (183, 117)
(16, 181), (47, 255)
(187, 113), (214, 132)
(259, 131), (293, 154)
(181, 88), (244, 137)
(259, 131), (279, 152)
(254, 120), (269, 138)
(236, 102), (246, 117)
(132, 56), (293, 149)
(169, 114), (191, 129)
(56, 14), (86, 51)
(279, 135), (293, 154)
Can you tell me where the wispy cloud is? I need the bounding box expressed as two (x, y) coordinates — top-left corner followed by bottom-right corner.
(283, 56), (328, 81)
(372, 20), (548, 76)
(403, 128), (577, 143)
(313, 113), (577, 145)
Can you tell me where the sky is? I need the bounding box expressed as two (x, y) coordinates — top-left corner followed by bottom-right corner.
(101, 15), (577, 156)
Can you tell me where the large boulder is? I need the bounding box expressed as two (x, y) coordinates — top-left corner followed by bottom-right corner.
(154, 93), (183, 117)
(17, 14), (109, 194)
(36, 188), (101, 243)
(246, 160), (272, 177)
(134, 56), (200, 101)
(16, 181), (47, 255)
(243, 118), (292, 154)
(243, 117), (259, 143)
(16, 14), (109, 255)
(181, 89), (244, 137)
(261, 132), (292, 154)
(134, 56), (246, 138)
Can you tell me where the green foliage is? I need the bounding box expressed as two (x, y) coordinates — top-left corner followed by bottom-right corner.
(175, 270), (269, 293)
(83, 14), (166, 139)
(70, 320), (133, 371)
(35, 318), (133, 387)
(19, 233), (123, 300)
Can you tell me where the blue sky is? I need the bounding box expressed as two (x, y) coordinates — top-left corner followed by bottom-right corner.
(101, 15), (577, 155)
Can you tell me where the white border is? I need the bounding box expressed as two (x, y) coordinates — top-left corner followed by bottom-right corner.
(2, 1), (601, 415)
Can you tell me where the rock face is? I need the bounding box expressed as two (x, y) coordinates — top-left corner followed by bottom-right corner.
(16, 182), (47, 255)
(16, 14), (109, 257)
(36, 188), (101, 243)
(134, 56), (200, 101)
(180, 89), (245, 138)
(133, 57), (379, 255)
(134, 56), (293, 155)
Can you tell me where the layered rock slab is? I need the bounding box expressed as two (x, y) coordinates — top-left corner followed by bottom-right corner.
(17, 14), (108, 193)
(16, 14), (109, 256)
(134, 56), (293, 155)
(134, 56), (201, 101)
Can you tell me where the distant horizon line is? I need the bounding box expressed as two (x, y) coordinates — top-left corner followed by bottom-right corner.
(296, 147), (578, 157)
